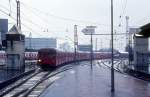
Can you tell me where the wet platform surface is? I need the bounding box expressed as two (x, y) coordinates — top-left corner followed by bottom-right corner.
(40, 61), (150, 97)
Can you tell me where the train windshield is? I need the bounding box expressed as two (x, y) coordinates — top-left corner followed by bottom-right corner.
(38, 49), (56, 57)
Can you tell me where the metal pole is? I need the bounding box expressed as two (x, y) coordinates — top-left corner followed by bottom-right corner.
(126, 16), (130, 65)
(111, 0), (115, 92)
(17, 0), (19, 27)
(74, 25), (78, 62)
(90, 32), (93, 69)
(16, 0), (21, 30)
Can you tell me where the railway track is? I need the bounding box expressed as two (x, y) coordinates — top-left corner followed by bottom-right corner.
(97, 60), (125, 74)
(97, 60), (150, 83)
(0, 63), (77, 97)
(23, 66), (74, 97)
(0, 68), (41, 95)
(1, 70), (48, 97)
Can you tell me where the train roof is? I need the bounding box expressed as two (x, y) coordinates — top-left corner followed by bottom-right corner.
(38, 48), (56, 52)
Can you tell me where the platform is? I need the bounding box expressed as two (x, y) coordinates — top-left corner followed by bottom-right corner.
(40, 61), (150, 97)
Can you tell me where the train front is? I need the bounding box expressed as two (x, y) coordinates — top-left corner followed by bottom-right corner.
(37, 48), (56, 69)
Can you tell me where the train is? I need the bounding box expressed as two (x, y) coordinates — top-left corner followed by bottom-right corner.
(37, 48), (114, 69)
(0, 51), (38, 60)
(0, 49), (128, 68)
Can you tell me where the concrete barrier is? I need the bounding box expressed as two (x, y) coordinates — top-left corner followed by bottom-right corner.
(126, 68), (150, 81)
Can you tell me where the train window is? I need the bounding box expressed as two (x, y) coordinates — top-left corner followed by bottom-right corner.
(38, 49), (56, 58)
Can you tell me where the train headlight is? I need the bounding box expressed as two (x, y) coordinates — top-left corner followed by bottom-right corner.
(38, 59), (42, 62)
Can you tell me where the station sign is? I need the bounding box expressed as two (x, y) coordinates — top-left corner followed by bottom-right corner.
(82, 26), (96, 35)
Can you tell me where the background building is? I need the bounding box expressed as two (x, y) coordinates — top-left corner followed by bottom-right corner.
(0, 19), (8, 47)
(59, 42), (73, 51)
(25, 38), (57, 50)
(78, 44), (91, 52)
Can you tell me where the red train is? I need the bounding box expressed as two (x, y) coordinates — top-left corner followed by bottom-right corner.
(37, 48), (112, 69)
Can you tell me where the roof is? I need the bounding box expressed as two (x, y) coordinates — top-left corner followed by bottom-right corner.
(138, 23), (150, 37)
(38, 48), (56, 52)
(8, 25), (22, 34)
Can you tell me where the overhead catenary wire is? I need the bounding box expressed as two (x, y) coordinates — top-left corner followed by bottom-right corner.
(9, 1), (121, 34)
(118, 0), (128, 27)
(121, 0), (128, 17)
(20, 2), (52, 26)
(20, 2), (119, 28)
(1, 1), (124, 37)
(0, 4), (10, 12)
(0, 2), (51, 36)
(10, 1), (73, 33)
(8, 0), (12, 16)
(133, 15), (150, 25)
(10, 1), (49, 31)
(0, 8), (46, 37)
(0, 5), (46, 30)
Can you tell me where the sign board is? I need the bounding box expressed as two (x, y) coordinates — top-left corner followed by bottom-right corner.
(78, 44), (91, 52)
(82, 26), (96, 34)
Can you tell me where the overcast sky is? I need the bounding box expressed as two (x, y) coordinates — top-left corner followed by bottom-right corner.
(0, 0), (150, 51)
